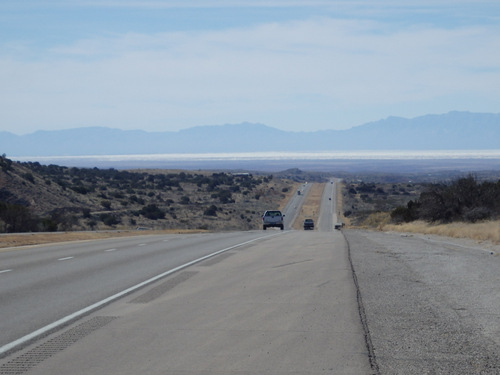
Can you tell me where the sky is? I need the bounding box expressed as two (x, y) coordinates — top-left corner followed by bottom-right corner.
(1, 1), (500, 135)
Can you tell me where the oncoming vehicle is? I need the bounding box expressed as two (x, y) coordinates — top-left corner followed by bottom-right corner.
(262, 210), (285, 230)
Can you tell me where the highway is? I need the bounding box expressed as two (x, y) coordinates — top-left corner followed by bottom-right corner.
(0, 180), (374, 374)
(318, 179), (338, 232)
(0, 183), (324, 350)
(281, 180), (312, 230)
(2, 179), (498, 374)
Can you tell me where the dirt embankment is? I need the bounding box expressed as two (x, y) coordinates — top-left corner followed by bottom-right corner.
(0, 230), (204, 251)
(0, 182), (304, 250)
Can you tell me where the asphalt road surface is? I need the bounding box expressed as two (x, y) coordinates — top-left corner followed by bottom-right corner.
(0, 231), (285, 353)
(281, 181), (312, 230)
(2, 230), (371, 375)
(317, 179), (338, 232)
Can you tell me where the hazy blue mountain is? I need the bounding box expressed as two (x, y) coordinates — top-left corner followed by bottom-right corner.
(1, 111), (499, 156)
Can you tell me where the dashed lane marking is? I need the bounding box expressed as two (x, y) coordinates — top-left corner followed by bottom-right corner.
(0, 232), (285, 356)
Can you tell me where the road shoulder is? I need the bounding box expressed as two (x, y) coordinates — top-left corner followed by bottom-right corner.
(345, 229), (500, 374)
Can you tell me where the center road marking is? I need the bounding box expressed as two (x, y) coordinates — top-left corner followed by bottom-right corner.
(57, 257), (74, 261)
(0, 232), (285, 356)
(0, 269), (12, 274)
(105, 248), (117, 252)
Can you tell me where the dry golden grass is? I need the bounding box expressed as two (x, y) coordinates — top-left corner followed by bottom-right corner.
(292, 183), (325, 230)
(384, 220), (500, 244)
(356, 211), (500, 245)
(336, 180), (350, 226)
(0, 229), (205, 251)
(360, 212), (392, 230)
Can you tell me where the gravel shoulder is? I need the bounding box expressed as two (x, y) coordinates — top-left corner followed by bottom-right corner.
(345, 229), (500, 374)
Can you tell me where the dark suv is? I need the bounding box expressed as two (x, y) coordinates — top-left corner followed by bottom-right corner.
(303, 219), (314, 230)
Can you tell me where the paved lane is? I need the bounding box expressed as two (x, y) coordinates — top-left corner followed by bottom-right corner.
(282, 181), (312, 230)
(318, 179), (337, 232)
(0, 231), (283, 353)
(1, 231), (372, 374)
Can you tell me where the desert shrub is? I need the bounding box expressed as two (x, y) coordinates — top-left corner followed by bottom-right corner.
(139, 204), (165, 220)
(22, 173), (35, 184)
(100, 214), (120, 226)
(0, 202), (39, 232)
(71, 185), (90, 194)
(463, 207), (491, 223)
(390, 200), (420, 224)
(216, 190), (233, 203)
(204, 205), (218, 216)
(391, 175), (500, 224)
(86, 219), (98, 230)
(0, 154), (13, 172)
(129, 195), (145, 205)
(100, 200), (112, 210)
(40, 217), (58, 232)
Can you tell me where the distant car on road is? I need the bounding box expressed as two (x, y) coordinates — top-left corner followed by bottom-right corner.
(262, 210), (285, 230)
(303, 219), (314, 230)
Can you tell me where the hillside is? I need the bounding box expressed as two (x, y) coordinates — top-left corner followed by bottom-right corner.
(0, 155), (299, 233)
(2, 111), (500, 156)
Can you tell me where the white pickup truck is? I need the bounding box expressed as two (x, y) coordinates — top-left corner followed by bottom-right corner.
(262, 210), (285, 230)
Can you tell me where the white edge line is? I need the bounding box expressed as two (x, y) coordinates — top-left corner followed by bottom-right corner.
(0, 232), (284, 356)
(57, 257), (74, 261)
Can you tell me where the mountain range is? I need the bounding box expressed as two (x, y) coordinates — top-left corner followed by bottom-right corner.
(1, 111), (499, 157)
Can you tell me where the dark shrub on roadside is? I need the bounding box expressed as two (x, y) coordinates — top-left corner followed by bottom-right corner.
(139, 204), (165, 220)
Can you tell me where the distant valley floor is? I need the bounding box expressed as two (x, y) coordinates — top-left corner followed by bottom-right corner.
(13, 153), (500, 173)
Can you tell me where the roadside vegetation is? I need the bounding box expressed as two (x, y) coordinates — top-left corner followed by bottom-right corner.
(341, 180), (422, 226)
(342, 174), (500, 244)
(0, 154), (297, 233)
(390, 175), (500, 224)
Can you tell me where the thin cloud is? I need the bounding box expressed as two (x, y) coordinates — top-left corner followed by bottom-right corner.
(1, 2), (500, 133)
